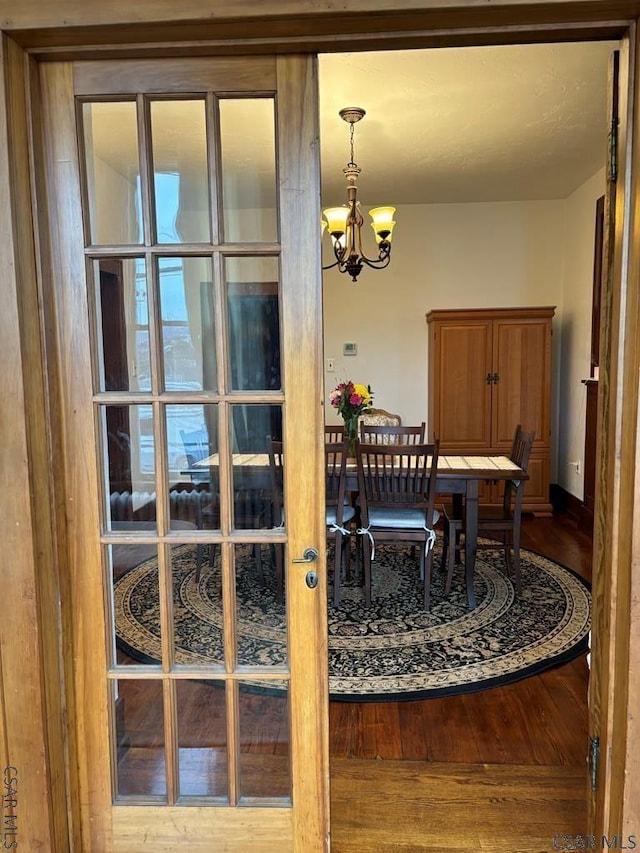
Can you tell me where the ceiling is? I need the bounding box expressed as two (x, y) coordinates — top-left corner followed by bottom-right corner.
(319, 41), (616, 206)
(86, 41), (616, 211)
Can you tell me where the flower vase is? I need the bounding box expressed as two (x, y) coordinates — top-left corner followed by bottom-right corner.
(345, 415), (359, 457)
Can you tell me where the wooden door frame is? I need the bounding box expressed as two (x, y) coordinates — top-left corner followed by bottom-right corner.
(1, 2), (639, 849)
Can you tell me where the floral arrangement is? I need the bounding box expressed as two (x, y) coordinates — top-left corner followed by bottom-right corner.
(329, 381), (373, 421)
(330, 381), (373, 454)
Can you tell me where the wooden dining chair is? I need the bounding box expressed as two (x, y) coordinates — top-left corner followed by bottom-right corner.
(360, 422), (426, 445)
(267, 436), (356, 606)
(326, 440), (357, 606)
(441, 425), (535, 596)
(355, 440), (440, 609)
(360, 407), (402, 428)
(180, 427), (212, 487)
(324, 424), (346, 442)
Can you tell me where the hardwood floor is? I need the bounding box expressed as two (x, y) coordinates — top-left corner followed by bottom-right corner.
(330, 759), (587, 852)
(330, 512), (593, 852)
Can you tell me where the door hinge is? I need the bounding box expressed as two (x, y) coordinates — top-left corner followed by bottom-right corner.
(609, 50), (619, 184)
(589, 735), (600, 792)
(609, 119), (618, 183)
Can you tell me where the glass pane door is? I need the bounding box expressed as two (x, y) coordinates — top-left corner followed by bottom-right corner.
(41, 55), (327, 850)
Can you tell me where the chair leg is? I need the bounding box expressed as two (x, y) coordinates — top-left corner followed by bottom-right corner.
(361, 535), (372, 607)
(253, 543), (264, 585)
(195, 542), (219, 583)
(333, 533), (342, 607)
(342, 529), (352, 581)
(441, 523), (449, 571)
(512, 526), (522, 594)
(423, 543), (435, 610)
(274, 542), (284, 604)
(195, 543), (203, 583)
(353, 532), (362, 584)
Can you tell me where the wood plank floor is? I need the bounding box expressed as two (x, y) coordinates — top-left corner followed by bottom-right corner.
(329, 512), (592, 852)
(330, 759), (587, 852)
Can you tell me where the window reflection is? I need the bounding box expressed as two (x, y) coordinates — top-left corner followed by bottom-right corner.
(150, 100), (210, 244)
(225, 257), (281, 393)
(158, 257), (217, 392)
(219, 99), (277, 243)
(102, 404), (155, 513)
(82, 101), (142, 246)
(96, 258), (150, 392)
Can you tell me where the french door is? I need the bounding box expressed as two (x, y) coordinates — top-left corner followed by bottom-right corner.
(39, 55), (328, 851)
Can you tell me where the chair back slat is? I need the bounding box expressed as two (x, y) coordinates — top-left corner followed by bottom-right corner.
(266, 435), (284, 527)
(359, 423), (426, 446)
(325, 440), (350, 523)
(324, 424), (346, 442)
(357, 441), (440, 515)
(504, 425), (535, 512)
(180, 428), (210, 466)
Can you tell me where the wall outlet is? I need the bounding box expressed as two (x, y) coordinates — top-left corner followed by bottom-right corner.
(326, 358), (335, 372)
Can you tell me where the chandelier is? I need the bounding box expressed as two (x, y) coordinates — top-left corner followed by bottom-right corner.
(322, 107), (397, 282)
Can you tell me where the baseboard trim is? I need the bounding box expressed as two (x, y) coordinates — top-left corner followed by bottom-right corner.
(550, 484), (593, 529)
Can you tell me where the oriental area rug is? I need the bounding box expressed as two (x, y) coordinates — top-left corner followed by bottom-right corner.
(114, 542), (591, 701)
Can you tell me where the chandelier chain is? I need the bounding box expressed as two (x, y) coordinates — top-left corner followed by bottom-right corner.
(349, 121), (356, 167)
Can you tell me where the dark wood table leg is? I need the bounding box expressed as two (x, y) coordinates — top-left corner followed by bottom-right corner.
(465, 480), (478, 609)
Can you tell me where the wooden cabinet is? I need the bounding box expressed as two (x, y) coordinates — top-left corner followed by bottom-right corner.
(427, 306), (555, 515)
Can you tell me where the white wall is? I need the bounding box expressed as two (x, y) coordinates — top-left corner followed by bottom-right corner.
(557, 169), (605, 497)
(323, 178), (604, 495)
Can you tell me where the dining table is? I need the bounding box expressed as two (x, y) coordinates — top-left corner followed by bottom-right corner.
(186, 451), (528, 609)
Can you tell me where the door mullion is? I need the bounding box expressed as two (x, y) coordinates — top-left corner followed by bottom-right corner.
(226, 678), (240, 807)
(146, 252), (162, 396)
(206, 92), (221, 245)
(137, 93), (154, 247)
(163, 677), (178, 804)
(213, 250), (232, 539)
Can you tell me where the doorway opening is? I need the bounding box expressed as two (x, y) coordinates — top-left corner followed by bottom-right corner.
(319, 40), (613, 841)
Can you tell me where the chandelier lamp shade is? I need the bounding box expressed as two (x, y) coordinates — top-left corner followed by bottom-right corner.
(322, 107), (397, 282)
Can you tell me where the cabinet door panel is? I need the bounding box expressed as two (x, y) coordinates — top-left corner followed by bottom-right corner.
(433, 322), (492, 449)
(491, 319), (550, 451)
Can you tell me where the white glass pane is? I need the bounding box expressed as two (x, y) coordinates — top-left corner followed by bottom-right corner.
(113, 679), (167, 799)
(150, 100), (210, 244)
(82, 101), (142, 246)
(219, 99), (277, 243)
(158, 257), (216, 392)
(95, 258), (149, 392)
(102, 403), (156, 528)
(225, 256), (280, 392)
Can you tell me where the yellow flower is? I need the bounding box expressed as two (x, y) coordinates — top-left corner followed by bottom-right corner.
(353, 383), (372, 406)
